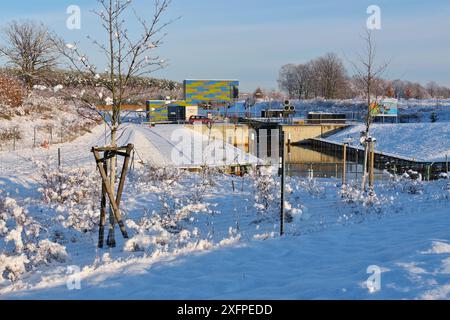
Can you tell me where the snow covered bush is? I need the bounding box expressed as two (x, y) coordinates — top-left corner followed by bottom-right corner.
(37, 163), (100, 232)
(250, 166), (278, 217)
(283, 181), (304, 223)
(134, 165), (198, 232)
(32, 239), (68, 264)
(38, 165), (99, 205)
(0, 254), (29, 282)
(22, 91), (65, 115)
(340, 183), (382, 208)
(139, 165), (184, 184)
(124, 210), (204, 254)
(388, 170), (424, 195)
(299, 176), (325, 196)
(0, 126), (22, 143)
(0, 196), (67, 282)
(189, 166), (220, 204)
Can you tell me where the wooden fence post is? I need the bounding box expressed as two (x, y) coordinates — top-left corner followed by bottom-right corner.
(342, 143), (347, 186)
(280, 130), (285, 237)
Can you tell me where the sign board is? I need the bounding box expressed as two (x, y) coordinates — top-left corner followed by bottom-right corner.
(370, 98), (398, 117)
(183, 80), (239, 106)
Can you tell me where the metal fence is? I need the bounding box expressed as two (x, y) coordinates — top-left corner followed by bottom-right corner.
(0, 124), (92, 152)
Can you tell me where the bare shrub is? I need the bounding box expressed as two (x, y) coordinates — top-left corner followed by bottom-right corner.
(0, 126), (22, 142)
(0, 75), (23, 108)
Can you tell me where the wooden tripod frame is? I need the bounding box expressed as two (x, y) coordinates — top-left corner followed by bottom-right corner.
(92, 144), (134, 248)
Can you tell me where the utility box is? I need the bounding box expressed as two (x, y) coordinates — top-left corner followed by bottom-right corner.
(168, 105), (186, 122)
(185, 105), (199, 120)
(168, 105), (199, 122)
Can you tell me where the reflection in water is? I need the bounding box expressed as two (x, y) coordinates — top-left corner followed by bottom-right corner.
(285, 145), (390, 181)
(235, 140), (390, 182)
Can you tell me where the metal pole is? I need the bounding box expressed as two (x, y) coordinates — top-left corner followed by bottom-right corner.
(342, 143), (347, 186)
(58, 148), (61, 167)
(280, 130), (285, 237)
(446, 154), (449, 174)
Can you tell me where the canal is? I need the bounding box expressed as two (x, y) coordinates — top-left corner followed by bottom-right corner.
(284, 144), (391, 182)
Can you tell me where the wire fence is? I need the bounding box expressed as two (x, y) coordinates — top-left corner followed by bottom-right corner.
(0, 124), (97, 153)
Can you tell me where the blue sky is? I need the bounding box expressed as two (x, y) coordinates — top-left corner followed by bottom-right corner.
(1, 0), (449, 91)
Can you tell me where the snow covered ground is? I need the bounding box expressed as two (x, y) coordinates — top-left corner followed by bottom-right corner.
(1, 122), (450, 300)
(0, 122), (259, 178)
(0, 92), (99, 152)
(325, 123), (450, 162)
(1, 172), (450, 299)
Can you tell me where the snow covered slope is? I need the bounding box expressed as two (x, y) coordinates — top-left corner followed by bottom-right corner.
(1, 175), (450, 300)
(326, 123), (450, 162)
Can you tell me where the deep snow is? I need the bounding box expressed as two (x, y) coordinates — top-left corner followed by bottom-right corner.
(1, 123), (450, 300)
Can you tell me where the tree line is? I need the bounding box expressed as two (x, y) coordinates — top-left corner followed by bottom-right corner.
(0, 20), (180, 96)
(278, 53), (450, 100)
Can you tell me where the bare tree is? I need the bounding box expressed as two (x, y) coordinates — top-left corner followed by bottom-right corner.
(53, 0), (177, 241)
(351, 30), (388, 135)
(54, 0), (175, 162)
(278, 64), (299, 99)
(426, 81), (439, 98)
(0, 21), (58, 89)
(312, 53), (348, 99)
(350, 30), (388, 191)
(278, 54), (349, 100)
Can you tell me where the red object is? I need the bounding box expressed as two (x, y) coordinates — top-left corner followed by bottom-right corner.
(41, 140), (49, 149)
(188, 115), (213, 125)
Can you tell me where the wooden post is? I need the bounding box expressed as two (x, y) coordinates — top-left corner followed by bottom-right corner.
(115, 144), (134, 206)
(98, 157), (108, 248)
(342, 143), (347, 186)
(280, 130), (285, 237)
(92, 149), (129, 240)
(131, 151), (135, 172)
(92, 145), (134, 248)
(287, 132), (291, 159)
(369, 140), (375, 189)
(361, 142), (369, 192)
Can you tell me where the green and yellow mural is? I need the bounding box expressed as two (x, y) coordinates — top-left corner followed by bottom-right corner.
(184, 80), (239, 105)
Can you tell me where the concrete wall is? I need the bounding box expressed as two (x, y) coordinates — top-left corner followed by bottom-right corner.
(185, 123), (348, 155)
(185, 123), (250, 148)
(282, 124), (348, 144)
